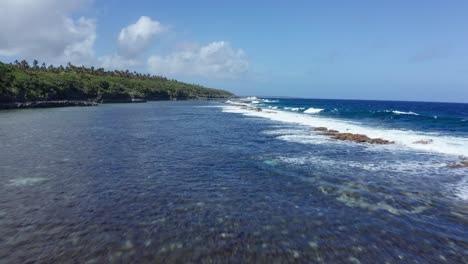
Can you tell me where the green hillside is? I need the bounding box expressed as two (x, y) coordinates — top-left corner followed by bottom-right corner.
(0, 60), (233, 103)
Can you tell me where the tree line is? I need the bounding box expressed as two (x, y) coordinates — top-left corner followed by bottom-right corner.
(11, 60), (171, 81)
(0, 60), (233, 103)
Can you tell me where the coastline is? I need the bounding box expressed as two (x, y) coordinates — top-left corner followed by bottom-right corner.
(1, 98), (467, 263)
(223, 97), (468, 166)
(0, 100), (98, 110)
(0, 97), (235, 110)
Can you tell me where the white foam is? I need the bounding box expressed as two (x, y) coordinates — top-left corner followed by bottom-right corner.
(240, 96), (258, 101)
(222, 105), (468, 156)
(304, 108), (324, 114)
(262, 99), (279, 103)
(454, 177), (468, 200)
(387, 110), (419, 116)
(224, 100), (249, 106)
(276, 154), (451, 173)
(284, 107), (304, 112)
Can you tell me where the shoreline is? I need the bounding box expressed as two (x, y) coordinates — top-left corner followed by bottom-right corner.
(223, 99), (468, 165)
(0, 97), (234, 110)
(0, 100), (98, 110)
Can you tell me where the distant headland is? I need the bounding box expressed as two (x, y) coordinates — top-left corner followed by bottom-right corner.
(0, 60), (234, 110)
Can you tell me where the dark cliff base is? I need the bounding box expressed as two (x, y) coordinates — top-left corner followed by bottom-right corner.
(98, 98), (147, 104)
(0, 97), (230, 110)
(0, 100), (98, 110)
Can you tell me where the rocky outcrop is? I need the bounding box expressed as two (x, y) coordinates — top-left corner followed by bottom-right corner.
(0, 100), (97, 110)
(333, 133), (394, 144)
(313, 127), (394, 144)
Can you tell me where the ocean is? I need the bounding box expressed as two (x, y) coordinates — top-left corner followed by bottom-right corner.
(0, 99), (467, 262)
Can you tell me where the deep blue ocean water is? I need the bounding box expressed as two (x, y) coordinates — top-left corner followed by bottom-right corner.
(0, 100), (467, 263)
(257, 98), (468, 135)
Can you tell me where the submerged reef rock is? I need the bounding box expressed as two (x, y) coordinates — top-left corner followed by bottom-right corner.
(313, 127), (394, 144)
(447, 161), (468, 168)
(413, 139), (433, 144)
(313, 127), (338, 135)
(323, 129), (340, 136)
(313, 127), (329, 132)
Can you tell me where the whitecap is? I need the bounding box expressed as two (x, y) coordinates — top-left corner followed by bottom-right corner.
(221, 105), (468, 156)
(240, 96), (258, 101)
(224, 100), (248, 106)
(284, 107), (304, 112)
(304, 108), (324, 114)
(389, 110), (419, 116)
(262, 99), (279, 103)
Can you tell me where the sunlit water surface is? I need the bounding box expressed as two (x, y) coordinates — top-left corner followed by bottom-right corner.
(0, 101), (467, 263)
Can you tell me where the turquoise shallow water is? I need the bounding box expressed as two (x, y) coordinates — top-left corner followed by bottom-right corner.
(0, 101), (467, 263)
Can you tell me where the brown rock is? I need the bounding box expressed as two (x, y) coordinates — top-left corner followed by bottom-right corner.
(368, 138), (395, 144)
(255, 108), (262, 112)
(322, 130), (340, 136)
(332, 132), (394, 144)
(312, 127), (394, 144)
(447, 161), (468, 168)
(333, 133), (370, 143)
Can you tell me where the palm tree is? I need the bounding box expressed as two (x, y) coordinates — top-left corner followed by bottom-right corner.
(33, 60), (39, 70)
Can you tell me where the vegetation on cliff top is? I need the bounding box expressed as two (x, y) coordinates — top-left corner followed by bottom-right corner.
(0, 60), (233, 103)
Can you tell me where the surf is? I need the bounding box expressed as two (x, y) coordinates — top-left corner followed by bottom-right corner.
(223, 100), (468, 157)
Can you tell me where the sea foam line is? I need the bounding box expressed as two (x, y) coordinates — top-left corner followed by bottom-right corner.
(221, 104), (468, 157)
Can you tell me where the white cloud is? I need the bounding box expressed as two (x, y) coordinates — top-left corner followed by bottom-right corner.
(96, 16), (165, 70)
(62, 17), (96, 64)
(0, 0), (95, 65)
(147, 41), (249, 79)
(0, 2), (251, 80)
(98, 54), (141, 70)
(118, 16), (166, 58)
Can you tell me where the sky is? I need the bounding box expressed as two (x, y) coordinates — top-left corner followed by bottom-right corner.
(0, 0), (467, 103)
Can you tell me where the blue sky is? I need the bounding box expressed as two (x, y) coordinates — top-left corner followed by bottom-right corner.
(1, 1), (467, 102)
